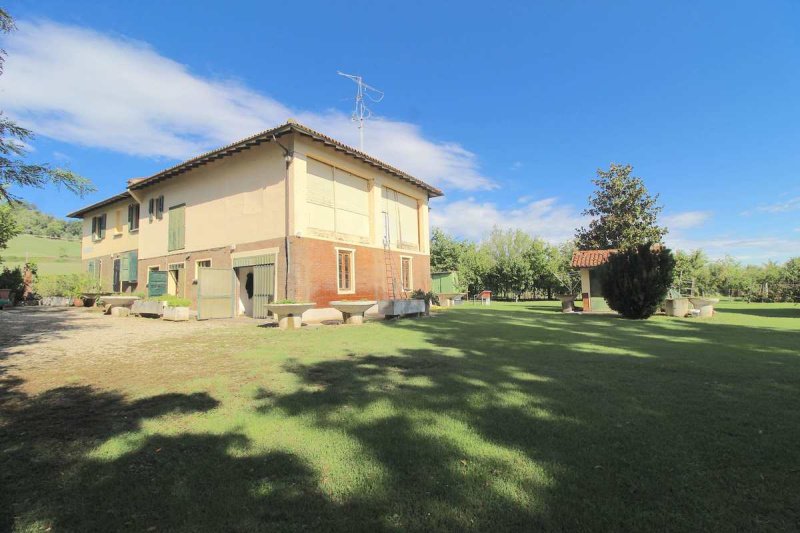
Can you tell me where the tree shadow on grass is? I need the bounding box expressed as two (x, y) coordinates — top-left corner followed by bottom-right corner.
(717, 305), (800, 319)
(270, 305), (800, 531)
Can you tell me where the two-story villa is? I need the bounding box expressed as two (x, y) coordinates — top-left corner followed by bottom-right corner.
(68, 120), (443, 320)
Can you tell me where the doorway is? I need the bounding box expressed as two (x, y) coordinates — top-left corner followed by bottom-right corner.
(112, 258), (121, 293)
(236, 266), (254, 316)
(168, 263), (185, 297)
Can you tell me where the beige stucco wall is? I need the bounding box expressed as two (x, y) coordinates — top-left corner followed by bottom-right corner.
(291, 136), (431, 256)
(80, 198), (140, 260)
(132, 142), (287, 260)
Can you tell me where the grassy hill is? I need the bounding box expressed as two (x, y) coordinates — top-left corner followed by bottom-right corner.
(2, 234), (82, 275)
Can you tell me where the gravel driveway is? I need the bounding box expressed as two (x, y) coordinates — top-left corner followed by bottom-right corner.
(0, 307), (261, 395)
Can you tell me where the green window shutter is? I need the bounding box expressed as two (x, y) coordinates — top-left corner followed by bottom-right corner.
(120, 254), (130, 282)
(168, 204), (185, 251)
(99, 214), (107, 238)
(128, 250), (138, 282)
(87, 259), (95, 277)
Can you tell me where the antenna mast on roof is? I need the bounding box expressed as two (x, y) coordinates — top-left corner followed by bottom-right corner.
(337, 71), (383, 151)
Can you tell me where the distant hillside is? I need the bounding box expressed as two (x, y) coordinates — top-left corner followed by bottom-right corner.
(11, 201), (83, 240)
(2, 234), (81, 275)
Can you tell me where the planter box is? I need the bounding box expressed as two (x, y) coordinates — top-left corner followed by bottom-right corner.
(41, 296), (71, 307)
(378, 299), (425, 318)
(163, 306), (190, 322)
(131, 300), (166, 316)
(665, 298), (690, 317)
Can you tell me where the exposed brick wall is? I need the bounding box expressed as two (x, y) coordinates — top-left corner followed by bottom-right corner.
(135, 236), (431, 310)
(137, 237), (287, 308)
(81, 253), (138, 294)
(288, 236), (431, 307)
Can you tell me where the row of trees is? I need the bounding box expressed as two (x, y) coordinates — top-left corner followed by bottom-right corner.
(7, 201), (82, 239)
(675, 250), (800, 302)
(433, 227), (800, 303)
(431, 228), (577, 300)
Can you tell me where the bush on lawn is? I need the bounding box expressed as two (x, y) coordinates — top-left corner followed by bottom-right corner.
(34, 273), (102, 298)
(602, 244), (675, 319)
(153, 295), (191, 307)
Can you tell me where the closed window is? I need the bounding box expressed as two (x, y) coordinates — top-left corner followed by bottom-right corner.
(128, 204), (140, 232)
(337, 249), (353, 292)
(401, 256), (412, 291)
(91, 214), (106, 240)
(114, 209), (123, 234)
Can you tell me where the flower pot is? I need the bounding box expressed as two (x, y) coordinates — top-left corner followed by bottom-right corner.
(72, 297), (84, 307)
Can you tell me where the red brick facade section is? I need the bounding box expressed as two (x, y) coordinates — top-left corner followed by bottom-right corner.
(134, 236), (430, 310)
(287, 237), (430, 307)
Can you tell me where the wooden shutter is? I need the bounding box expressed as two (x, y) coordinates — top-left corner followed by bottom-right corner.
(148, 198), (155, 221)
(91, 217), (97, 238)
(99, 214), (107, 238)
(120, 254), (130, 282)
(128, 250), (138, 282)
(168, 204), (185, 251)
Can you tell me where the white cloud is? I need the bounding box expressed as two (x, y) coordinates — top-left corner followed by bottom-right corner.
(754, 196), (800, 214)
(0, 20), (494, 191)
(662, 210), (712, 230)
(430, 197), (585, 243)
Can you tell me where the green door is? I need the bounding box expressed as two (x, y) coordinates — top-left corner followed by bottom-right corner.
(148, 270), (168, 297)
(252, 264), (275, 319)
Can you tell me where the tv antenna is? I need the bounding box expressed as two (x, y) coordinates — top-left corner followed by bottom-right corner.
(337, 71), (383, 151)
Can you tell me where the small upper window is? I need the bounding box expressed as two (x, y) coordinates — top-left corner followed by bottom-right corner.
(149, 195), (164, 221)
(128, 203), (140, 232)
(337, 249), (353, 292)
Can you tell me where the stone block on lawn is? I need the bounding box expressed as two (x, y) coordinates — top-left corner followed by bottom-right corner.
(162, 306), (190, 322)
(110, 307), (130, 317)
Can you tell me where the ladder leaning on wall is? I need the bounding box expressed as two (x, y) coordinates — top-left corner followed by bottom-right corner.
(382, 211), (398, 300)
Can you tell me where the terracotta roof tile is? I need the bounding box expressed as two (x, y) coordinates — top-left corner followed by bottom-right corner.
(570, 249), (617, 268)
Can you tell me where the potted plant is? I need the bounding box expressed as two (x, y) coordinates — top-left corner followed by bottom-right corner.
(410, 289), (440, 316)
(155, 295), (192, 321)
(552, 270), (582, 313)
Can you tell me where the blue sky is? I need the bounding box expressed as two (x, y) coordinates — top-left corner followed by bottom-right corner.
(2, 0), (799, 263)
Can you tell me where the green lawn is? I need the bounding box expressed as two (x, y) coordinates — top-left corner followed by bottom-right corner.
(2, 302), (799, 531)
(2, 234), (81, 274)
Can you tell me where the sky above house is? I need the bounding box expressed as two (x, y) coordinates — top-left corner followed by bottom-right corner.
(2, 0), (799, 263)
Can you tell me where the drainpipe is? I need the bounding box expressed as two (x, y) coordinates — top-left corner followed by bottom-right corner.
(272, 134), (293, 300)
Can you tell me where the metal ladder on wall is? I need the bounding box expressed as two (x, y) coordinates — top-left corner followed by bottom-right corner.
(382, 212), (398, 299)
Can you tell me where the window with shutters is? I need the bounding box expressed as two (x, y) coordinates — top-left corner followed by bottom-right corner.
(168, 204), (185, 251)
(336, 248), (354, 293)
(400, 256), (412, 291)
(128, 204), (140, 232)
(91, 214), (106, 241)
(157, 195), (165, 219)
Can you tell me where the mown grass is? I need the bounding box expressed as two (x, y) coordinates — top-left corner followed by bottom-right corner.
(3, 234), (81, 274)
(1, 301), (799, 531)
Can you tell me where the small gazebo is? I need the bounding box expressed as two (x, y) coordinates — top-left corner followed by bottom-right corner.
(570, 249), (616, 312)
